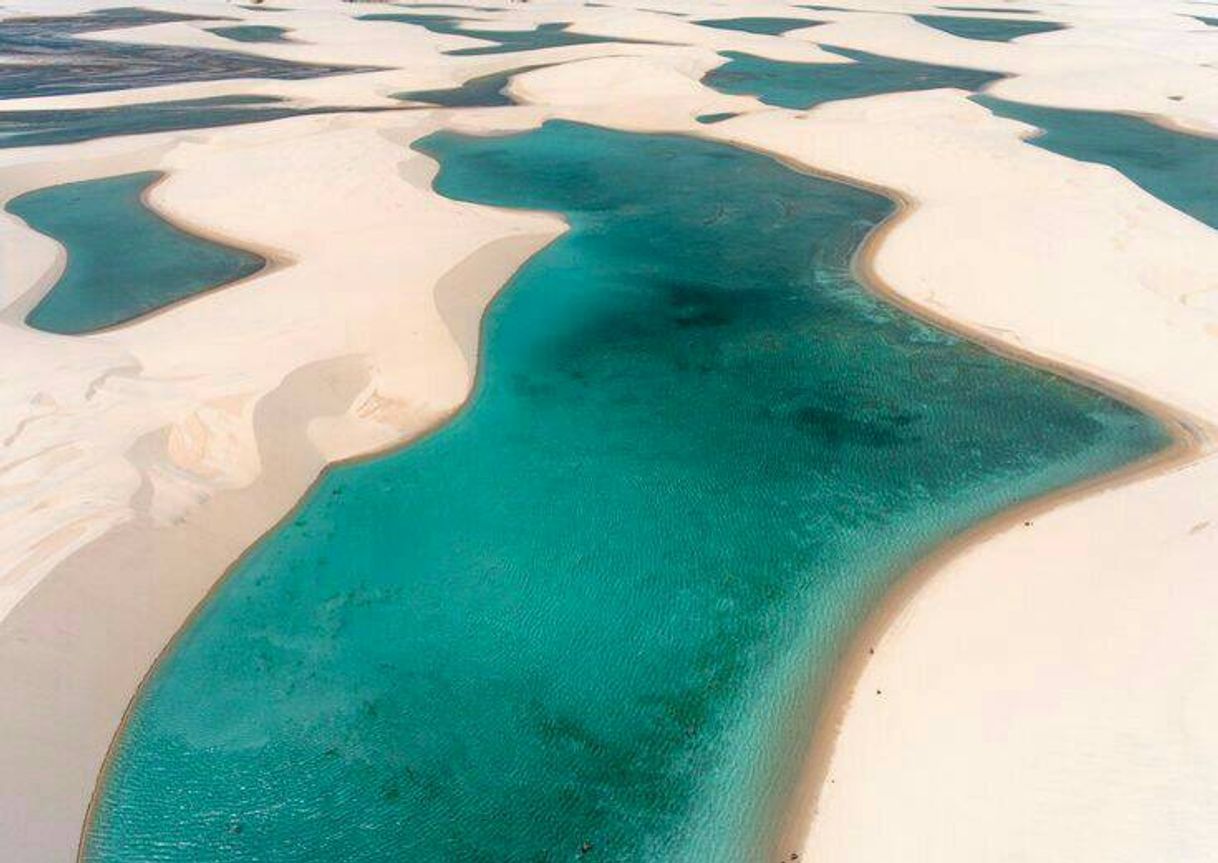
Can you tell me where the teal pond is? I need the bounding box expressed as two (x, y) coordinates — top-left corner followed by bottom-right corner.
(0, 96), (410, 151)
(393, 65), (546, 108)
(207, 25), (294, 43)
(913, 13), (1065, 42)
(975, 95), (1218, 230)
(692, 16), (825, 35)
(8, 171), (264, 334)
(703, 46), (1004, 110)
(85, 122), (1167, 861)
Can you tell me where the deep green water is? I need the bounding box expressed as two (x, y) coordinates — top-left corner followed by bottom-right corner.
(913, 13), (1065, 42)
(393, 65), (545, 108)
(359, 12), (649, 55)
(974, 95), (1218, 230)
(8, 172), (264, 334)
(704, 46), (1004, 110)
(692, 16), (825, 35)
(695, 111), (739, 124)
(208, 25), (293, 43)
(86, 122), (1166, 861)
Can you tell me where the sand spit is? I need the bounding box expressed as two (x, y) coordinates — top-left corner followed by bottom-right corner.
(0, 0), (1215, 859)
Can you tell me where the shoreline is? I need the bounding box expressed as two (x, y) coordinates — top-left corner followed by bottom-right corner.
(717, 145), (1211, 860)
(3, 169), (293, 336)
(0, 105), (564, 861)
(2, 1), (1216, 858)
(73, 224), (561, 861)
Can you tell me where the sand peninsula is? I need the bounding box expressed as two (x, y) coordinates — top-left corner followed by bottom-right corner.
(0, 0), (1215, 859)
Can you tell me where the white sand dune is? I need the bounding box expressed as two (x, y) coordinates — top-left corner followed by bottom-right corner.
(0, 0), (1215, 859)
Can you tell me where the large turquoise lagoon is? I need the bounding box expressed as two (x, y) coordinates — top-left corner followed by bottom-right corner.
(86, 123), (1167, 861)
(9, 172), (264, 334)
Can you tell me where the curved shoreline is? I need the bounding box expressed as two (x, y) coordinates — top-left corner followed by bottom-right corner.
(73, 225), (562, 861)
(765, 176), (1209, 859)
(74, 120), (1194, 860)
(4, 169), (291, 337)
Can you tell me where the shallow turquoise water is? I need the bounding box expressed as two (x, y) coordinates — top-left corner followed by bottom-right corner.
(359, 12), (647, 55)
(86, 123), (1166, 862)
(913, 13), (1064, 41)
(693, 16), (825, 35)
(9, 172), (264, 334)
(974, 95), (1218, 230)
(207, 25), (293, 43)
(704, 46), (1004, 110)
(393, 65), (545, 108)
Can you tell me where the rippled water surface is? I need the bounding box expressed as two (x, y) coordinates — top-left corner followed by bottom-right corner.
(0, 6), (371, 99)
(87, 123), (1166, 861)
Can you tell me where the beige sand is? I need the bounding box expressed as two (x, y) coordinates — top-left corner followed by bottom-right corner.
(0, 0), (1215, 859)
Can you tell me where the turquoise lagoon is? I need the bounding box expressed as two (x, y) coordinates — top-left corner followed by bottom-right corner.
(913, 13), (1065, 42)
(703, 46), (1003, 110)
(86, 124), (1167, 861)
(359, 12), (650, 55)
(207, 25), (294, 43)
(9, 172), (264, 334)
(695, 112), (740, 124)
(975, 95), (1218, 230)
(938, 5), (1037, 13)
(692, 17), (825, 36)
(393, 65), (546, 108)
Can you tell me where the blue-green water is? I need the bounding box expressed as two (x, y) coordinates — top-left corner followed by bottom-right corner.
(0, 7), (373, 100)
(8, 172), (264, 334)
(938, 5), (1037, 12)
(0, 96), (410, 151)
(86, 122), (1166, 861)
(913, 13), (1065, 42)
(695, 111), (739, 124)
(359, 12), (651, 55)
(704, 46), (1004, 110)
(1193, 15), (1218, 26)
(393, 65), (545, 108)
(974, 95), (1218, 230)
(207, 25), (293, 43)
(693, 16), (825, 36)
